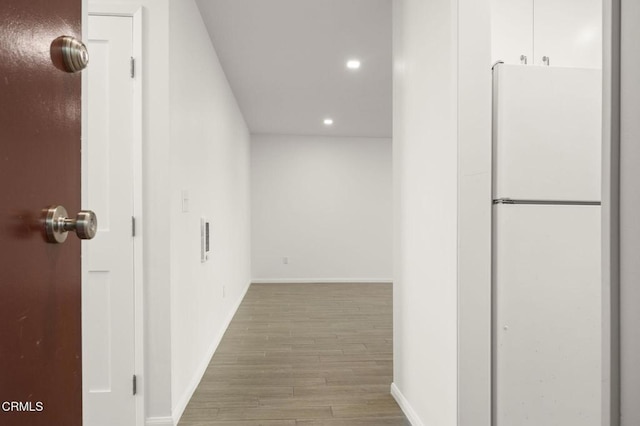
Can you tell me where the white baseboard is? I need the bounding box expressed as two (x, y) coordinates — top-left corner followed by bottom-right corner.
(171, 281), (252, 425)
(390, 382), (424, 426)
(251, 278), (393, 284)
(145, 417), (173, 426)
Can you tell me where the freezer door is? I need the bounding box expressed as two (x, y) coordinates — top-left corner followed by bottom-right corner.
(493, 64), (601, 201)
(493, 204), (601, 426)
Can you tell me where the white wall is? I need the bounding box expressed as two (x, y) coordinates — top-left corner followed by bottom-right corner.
(251, 134), (392, 283)
(134, 0), (173, 421)
(391, 0), (459, 424)
(169, 0), (251, 424)
(88, 1), (251, 425)
(457, 0), (492, 424)
(601, 2), (618, 423)
(392, 0), (493, 424)
(620, 0), (640, 423)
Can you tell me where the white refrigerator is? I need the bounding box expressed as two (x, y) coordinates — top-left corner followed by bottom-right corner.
(492, 64), (602, 425)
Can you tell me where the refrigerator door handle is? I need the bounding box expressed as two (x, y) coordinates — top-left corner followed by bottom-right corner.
(493, 198), (601, 206)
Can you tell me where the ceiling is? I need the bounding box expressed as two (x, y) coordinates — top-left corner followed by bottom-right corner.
(195, 0), (392, 138)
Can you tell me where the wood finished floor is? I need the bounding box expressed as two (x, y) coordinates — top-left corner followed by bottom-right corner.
(178, 283), (408, 426)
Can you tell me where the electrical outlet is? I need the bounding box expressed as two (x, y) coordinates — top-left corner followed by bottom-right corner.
(283, 257), (289, 265)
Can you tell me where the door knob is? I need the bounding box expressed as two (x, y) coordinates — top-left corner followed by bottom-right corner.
(51, 36), (89, 73)
(43, 206), (97, 244)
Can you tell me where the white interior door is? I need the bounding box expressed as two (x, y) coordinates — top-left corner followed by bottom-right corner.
(83, 14), (136, 426)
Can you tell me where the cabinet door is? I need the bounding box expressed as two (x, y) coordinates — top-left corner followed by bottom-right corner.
(533, 0), (602, 68)
(491, 0), (533, 65)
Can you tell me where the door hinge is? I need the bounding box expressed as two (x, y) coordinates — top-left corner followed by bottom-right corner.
(132, 216), (136, 237)
(133, 374), (137, 395)
(130, 57), (135, 79)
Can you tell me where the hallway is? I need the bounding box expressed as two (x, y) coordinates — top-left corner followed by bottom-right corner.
(178, 283), (407, 425)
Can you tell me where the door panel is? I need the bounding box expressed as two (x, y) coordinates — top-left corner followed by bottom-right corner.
(533, 0), (602, 68)
(84, 14), (136, 426)
(0, 1), (83, 426)
(490, 0), (533, 65)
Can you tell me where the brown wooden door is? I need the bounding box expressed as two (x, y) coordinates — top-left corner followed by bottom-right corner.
(0, 1), (83, 425)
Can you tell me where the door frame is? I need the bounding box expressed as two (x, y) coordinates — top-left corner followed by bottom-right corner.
(82, 4), (144, 426)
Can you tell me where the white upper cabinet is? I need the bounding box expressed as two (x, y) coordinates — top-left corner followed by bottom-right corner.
(534, 0), (602, 68)
(491, 0), (534, 65)
(491, 0), (602, 68)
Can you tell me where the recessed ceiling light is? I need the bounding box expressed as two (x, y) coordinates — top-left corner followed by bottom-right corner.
(346, 59), (361, 70)
(323, 118), (334, 125)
